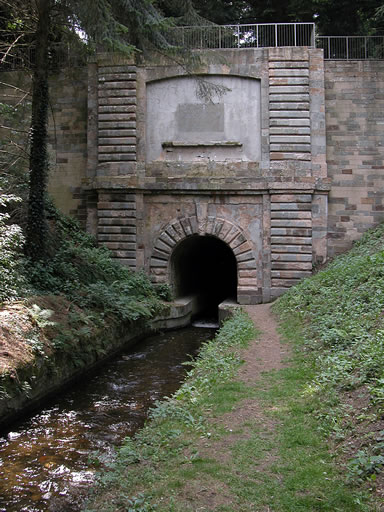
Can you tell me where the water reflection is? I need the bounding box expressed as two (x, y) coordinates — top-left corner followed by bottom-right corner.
(0, 326), (215, 512)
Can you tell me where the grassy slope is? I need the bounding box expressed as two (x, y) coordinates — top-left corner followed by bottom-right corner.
(275, 224), (384, 502)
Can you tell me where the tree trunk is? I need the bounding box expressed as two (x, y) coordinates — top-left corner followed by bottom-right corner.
(25, 0), (51, 261)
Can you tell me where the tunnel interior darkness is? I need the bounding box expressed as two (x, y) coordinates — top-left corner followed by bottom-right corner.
(171, 235), (238, 318)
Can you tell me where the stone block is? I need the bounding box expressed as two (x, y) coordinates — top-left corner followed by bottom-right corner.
(233, 241), (252, 255)
(270, 117), (310, 126)
(98, 154), (136, 161)
(159, 232), (177, 247)
(271, 261), (312, 271)
(271, 228), (312, 236)
(98, 86), (136, 97)
(99, 73), (136, 81)
(271, 194), (312, 203)
(270, 135), (311, 143)
(99, 97), (137, 106)
(271, 202), (312, 211)
(98, 218), (136, 228)
(98, 129), (136, 137)
(98, 81), (136, 90)
(97, 209), (136, 218)
(271, 211), (312, 220)
(270, 152), (311, 161)
(98, 113), (136, 122)
(98, 105), (136, 114)
(239, 270), (258, 278)
(150, 257), (168, 268)
(98, 190), (136, 200)
(151, 249), (169, 260)
(270, 144), (310, 152)
(271, 270), (311, 279)
(271, 253), (312, 262)
(236, 251), (255, 263)
(271, 236), (312, 245)
(98, 137), (136, 145)
(270, 127), (310, 135)
(99, 66), (136, 74)
(103, 242), (136, 250)
(269, 85), (309, 94)
(98, 121), (136, 130)
(269, 102), (309, 111)
(269, 94), (310, 102)
(270, 110), (310, 118)
(98, 234), (135, 242)
(98, 201), (135, 209)
(270, 69), (309, 77)
(271, 219), (312, 228)
(156, 240), (173, 254)
(269, 77), (309, 86)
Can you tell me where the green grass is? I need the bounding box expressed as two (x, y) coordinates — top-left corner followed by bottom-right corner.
(274, 223), (384, 496)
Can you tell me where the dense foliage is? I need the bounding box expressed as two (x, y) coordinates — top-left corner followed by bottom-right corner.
(0, 190), (28, 302)
(189, 0), (383, 35)
(0, 198), (166, 322)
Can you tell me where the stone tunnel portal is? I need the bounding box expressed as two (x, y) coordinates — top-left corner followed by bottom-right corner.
(171, 235), (238, 318)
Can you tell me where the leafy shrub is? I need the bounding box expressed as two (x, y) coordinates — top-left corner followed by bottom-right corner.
(25, 204), (163, 323)
(0, 191), (28, 303)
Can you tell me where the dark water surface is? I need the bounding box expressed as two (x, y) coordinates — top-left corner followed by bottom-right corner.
(0, 326), (215, 512)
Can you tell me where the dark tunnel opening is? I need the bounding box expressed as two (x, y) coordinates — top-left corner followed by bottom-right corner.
(171, 235), (238, 319)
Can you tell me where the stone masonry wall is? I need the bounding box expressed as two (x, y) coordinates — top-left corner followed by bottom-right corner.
(0, 69), (89, 223)
(325, 60), (384, 257)
(48, 69), (89, 222)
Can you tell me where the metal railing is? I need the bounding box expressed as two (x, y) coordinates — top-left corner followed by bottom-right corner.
(316, 36), (384, 60)
(2, 25), (384, 71)
(167, 23), (316, 49)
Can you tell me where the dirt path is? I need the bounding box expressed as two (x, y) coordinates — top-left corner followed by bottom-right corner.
(240, 304), (287, 379)
(179, 304), (288, 511)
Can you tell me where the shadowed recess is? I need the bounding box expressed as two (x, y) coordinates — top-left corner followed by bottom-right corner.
(171, 235), (238, 318)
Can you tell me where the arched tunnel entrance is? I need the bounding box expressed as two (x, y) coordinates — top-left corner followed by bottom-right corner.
(171, 235), (238, 320)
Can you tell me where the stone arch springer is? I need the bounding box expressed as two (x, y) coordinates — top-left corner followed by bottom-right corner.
(149, 215), (258, 297)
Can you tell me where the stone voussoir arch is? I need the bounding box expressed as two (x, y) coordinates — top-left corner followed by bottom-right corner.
(149, 215), (257, 287)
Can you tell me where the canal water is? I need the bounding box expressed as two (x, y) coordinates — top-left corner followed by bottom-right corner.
(0, 326), (216, 512)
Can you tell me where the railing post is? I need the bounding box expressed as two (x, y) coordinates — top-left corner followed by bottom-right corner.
(256, 24), (259, 48)
(365, 36), (367, 59)
(294, 22), (297, 46)
(237, 25), (240, 48)
(275, 24), (278, 47)
(328, 37), (331, 60)
(311, 23), (315, 48)
(346, 36), (349, 60)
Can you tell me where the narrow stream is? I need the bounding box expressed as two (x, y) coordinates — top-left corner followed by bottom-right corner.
(0, 326), (216, 512)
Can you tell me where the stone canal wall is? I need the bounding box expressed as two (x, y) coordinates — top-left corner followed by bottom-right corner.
(0, 299), (198, 430)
